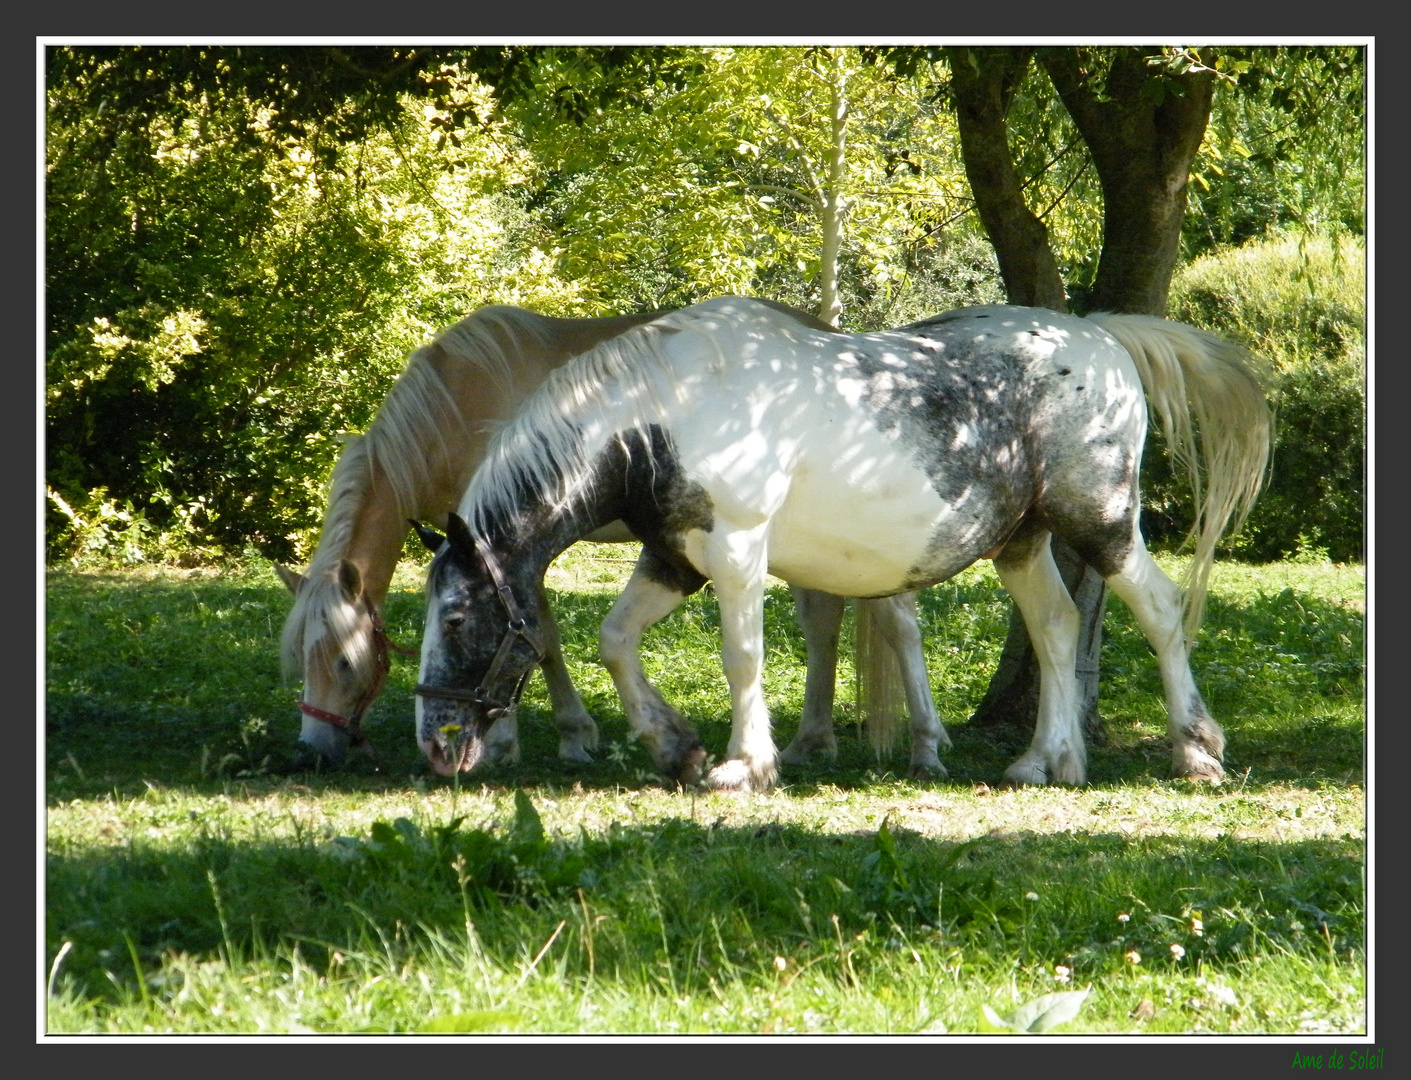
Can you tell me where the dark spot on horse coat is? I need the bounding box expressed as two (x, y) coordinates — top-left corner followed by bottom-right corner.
(837, 326), (1036, 584)
(847, 307), (1142, 583)
(593, 424), (710, 596)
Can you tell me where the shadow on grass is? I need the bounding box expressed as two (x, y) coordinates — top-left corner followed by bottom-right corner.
(46, 807), (1363, 1015)
(45, 570), (1364, 800)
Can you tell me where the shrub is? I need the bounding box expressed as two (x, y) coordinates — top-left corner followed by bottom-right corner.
(1142, 230), (1365, 563)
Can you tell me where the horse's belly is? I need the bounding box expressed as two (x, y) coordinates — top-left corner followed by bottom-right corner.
(764, 456), (948, 596)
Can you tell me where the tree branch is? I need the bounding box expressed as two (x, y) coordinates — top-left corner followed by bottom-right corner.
(744, 183), (823, 213)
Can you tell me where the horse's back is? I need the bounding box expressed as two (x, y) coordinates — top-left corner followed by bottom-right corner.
(657, 300), (1151, 591)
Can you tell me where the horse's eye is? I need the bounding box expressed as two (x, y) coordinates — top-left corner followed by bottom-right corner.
(335, 656), (353, 673)
(444, 611), (466, 632)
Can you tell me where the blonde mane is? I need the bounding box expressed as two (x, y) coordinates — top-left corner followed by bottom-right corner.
(279, 307), (562, 678)
(458, 298), (835, 540)
(458, 308), (720, 541)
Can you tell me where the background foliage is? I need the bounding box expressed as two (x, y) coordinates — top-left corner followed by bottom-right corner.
(44, 45), (1364, 568)
(1145, 231), (1365, 563)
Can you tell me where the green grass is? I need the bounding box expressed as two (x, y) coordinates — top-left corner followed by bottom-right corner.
(43, 549), (1365, 1034)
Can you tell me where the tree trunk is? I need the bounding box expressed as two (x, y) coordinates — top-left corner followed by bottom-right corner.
(944, 47), (1068, 312)
(945, 45), (1107, 742)
(945, 48), (1217, 751)
(1039, 48), (1216, 316)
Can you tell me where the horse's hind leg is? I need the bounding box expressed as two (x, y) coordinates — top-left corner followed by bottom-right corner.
(598, 552), (707, 785)
(993, 533), (1087, 786)
(781, 589), (948, 776)
(1104, 546), (1225, 781)
(779, 587), (845, 766)
(535, 583), (600, 762)
(864, 593), (950, 777)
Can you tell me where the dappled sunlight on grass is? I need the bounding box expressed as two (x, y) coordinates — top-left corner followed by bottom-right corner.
(44, 555), (1364, 1032)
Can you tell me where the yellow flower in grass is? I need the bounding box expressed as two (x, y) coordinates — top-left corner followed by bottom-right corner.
(1125, 950), (1142, 964)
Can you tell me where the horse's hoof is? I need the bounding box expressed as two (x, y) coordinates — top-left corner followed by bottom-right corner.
(705, 758), (774, 793)
(484, 744), (521, 767)
(908, 757), (948, 780)
(779, 738), (837, 767)
(1051, 753), (1087, 786)
(557, 741), (595, 764)
(1175, 762), (1226, 783)
(557, 715), (600, 754)
(1002, 759), (1049, 787)
(1173, 745), (1225, 782)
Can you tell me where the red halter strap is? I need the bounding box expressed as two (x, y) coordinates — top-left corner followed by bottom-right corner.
(299, 605), (416, 750)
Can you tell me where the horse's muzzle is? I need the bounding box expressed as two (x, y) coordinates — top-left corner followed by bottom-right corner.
(421, 724), (489, 775)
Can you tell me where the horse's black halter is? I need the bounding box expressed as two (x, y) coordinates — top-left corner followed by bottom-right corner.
(414, 538), (545, 721)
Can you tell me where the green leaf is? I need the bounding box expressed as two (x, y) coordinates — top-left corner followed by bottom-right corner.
(985, 985), (1093, 1033)
(419, 1009), (519, 1033)
(512, 789), (546, 847)
(979, 1004), (1011, 1032)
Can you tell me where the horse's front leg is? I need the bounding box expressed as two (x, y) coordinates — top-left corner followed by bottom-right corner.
(598, 551), (707, 785)
(534, 582), (600, 762)
(779, 586), (845, 766)
(992, 532), (1086, 786)
(703, 525), (777, 793)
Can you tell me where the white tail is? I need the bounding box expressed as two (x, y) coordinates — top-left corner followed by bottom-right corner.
(855, 597), (907, 760)
(1088, 313), (1273, 640)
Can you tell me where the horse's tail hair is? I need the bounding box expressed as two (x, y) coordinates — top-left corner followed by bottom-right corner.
(855, 597), (908, 762)
(1089, 313), (1273, 640)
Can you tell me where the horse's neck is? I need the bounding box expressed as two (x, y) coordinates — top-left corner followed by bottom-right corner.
(538, 311), (665, 357)
(340, 469), (424, 607)
(495, 476), (627, 589)
(344, 308), (670, 597)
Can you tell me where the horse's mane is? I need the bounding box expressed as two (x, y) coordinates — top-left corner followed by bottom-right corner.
(460, 300), (784, 541)
(280, 307), (560, 677)
(278, 436), (381, 679)
(366, 307), (564, 523)
(458, 317), (680, 541)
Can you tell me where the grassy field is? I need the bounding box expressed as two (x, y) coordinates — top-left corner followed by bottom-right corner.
(43, 547), (1366, 1036)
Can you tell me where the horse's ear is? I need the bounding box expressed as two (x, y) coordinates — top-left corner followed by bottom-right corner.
(410, 519), (445, 553)
(337, 559), (363, 601)
(444, 512), (478, 564)
(274, 563), (306, 595)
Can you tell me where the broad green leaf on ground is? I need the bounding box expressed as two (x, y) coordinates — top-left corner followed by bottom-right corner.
(982, 985), (1093, 1033)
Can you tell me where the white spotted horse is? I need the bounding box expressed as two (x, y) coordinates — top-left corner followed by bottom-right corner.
(414, 297), (1270, 791)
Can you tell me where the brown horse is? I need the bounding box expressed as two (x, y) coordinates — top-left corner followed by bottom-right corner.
(278, 302), (945, 769)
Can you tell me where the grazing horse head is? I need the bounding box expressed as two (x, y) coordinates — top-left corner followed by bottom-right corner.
(277, 558), (397, 766)
(413, 514), (548, 775)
